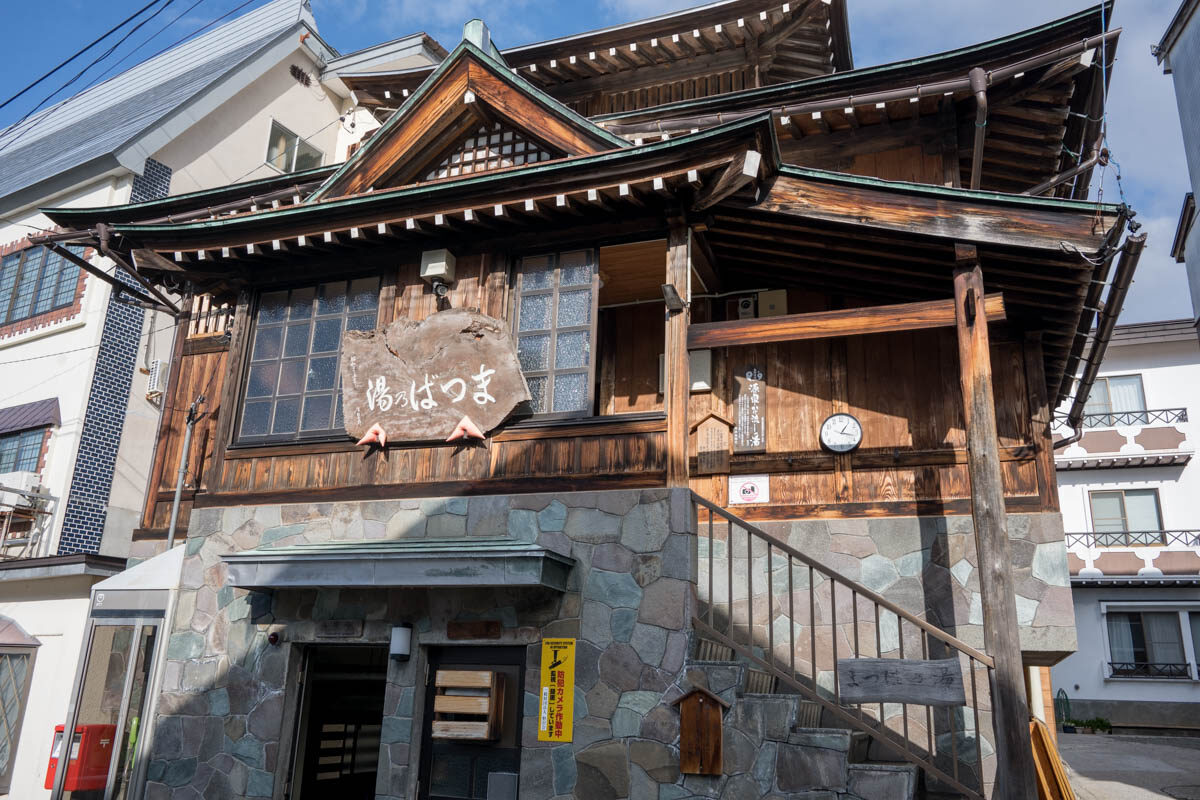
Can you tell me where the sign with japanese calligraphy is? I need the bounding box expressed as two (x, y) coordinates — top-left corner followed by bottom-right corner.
(732, 363), (767, 453)
(340, 309), (531, 443)
(537, 638), (575, 743)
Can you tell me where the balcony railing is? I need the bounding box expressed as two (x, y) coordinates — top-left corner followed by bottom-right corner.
(1108, 662), (1191, 679)
(1065, 530), (1200, 548)
(1055, 408), (1188, 430)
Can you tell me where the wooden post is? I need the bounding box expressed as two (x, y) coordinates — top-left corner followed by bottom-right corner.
(952, 245), (1038, 799)
(665, 220), (691, 487)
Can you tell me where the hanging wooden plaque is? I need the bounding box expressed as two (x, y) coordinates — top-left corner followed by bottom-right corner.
(340, 308), (530, 443)
(732, 363), (767, 453)
(692, 412), (734, 475)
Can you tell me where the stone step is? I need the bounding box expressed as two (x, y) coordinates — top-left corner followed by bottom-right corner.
(776, 729), (852, 794)
(844, 763), (919, 800)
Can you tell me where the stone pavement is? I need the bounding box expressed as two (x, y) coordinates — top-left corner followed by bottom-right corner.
(1058, 733), (1200, 799)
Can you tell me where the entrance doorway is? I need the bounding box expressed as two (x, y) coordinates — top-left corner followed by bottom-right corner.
(418, 646), (525, 800)
(289, 645), (388, 800)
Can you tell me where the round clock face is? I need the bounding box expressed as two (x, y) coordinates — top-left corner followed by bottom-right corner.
(820, 413), (863, 453)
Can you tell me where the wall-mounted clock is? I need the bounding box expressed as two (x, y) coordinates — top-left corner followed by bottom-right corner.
(820, 413), (863, 453)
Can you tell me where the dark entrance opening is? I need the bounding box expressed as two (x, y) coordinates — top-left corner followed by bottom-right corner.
(418, 646), (525, 800)
(290, 644), (388, 800)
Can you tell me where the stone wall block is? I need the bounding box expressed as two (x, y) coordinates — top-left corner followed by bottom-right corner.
(538, 500), (568, 532)
(630, 623), (668, 667)
(564, 507), (622, 543)
(637, 577), (690, 630)
(622, 500), (671, 553)
(575, 740), (630, 799)
(585, 569), (643, 608)
(592, 542), (634, 572)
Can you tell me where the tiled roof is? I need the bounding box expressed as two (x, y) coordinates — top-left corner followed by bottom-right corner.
(0, 0), (312, 203)
(0, 398), (60, 437)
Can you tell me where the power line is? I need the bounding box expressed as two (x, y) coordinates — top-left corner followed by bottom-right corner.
(79, 0), (214, 92)
(0, 313), (185, 367)
(0, 0), (166, 113)
(0, 0), (177, 158)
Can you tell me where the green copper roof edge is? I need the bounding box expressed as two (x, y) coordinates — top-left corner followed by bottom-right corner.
(594, 2), (1112, 123)
(777, 164), (1122, 214)
(110, 115), (775, 235)
(42, 164), (340, 219)
(308, 38), (626, 203)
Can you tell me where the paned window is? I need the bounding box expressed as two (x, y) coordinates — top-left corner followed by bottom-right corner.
(424, 123), (553, 181)
(238, 278), (380, 443)
(0, 648), (34, 793)
(1089, 489), (1163, 541)
(1084, 374), (1147, 425)
(0, 429), (43, 473)
(0, 245), (81, 327)
(267, 121), (323, 173)
(1106, 612), (1187, 677)
(514, 250), (598, 417)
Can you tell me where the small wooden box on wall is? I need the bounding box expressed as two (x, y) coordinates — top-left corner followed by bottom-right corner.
(431, 670), (505, 741)
(672, 687), (730, 775)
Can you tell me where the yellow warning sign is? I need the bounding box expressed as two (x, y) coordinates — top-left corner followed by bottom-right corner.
(537, 638), (575, 743)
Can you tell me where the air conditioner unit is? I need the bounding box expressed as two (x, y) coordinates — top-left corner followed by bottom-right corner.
(146, 359), (169, 399)
(0, 471), (39, 509)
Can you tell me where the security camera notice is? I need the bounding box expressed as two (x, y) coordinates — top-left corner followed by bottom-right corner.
(538, 638), (575, 743)
(339, 308), (530, 443)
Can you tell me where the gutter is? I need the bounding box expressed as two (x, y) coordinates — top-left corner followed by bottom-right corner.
(1054, 231), (1147, 449)
(599, 29), (1120, 136)
(96, 224), (180, 315)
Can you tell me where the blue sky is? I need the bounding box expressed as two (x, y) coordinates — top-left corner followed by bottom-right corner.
(0, 0), (1190, 323)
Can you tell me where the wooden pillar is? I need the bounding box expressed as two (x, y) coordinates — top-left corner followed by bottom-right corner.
(665, 221), (691, 488)
(952, 246), (1037, 800)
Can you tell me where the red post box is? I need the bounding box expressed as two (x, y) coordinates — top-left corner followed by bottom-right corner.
(44, 724), (116, 791)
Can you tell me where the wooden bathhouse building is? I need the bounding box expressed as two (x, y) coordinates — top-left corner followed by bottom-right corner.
(34, 2), (1137, 798)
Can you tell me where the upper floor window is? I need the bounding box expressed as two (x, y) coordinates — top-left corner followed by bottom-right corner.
(1089, 488), (1162, 538)
(267, 121), (323, 174)
(238, 279), (380, 443)
(1084, 374), (1147, 426)
(0, 245), (81, 327)
(514, 250), (598, 418)
(0, 429), (43, 473)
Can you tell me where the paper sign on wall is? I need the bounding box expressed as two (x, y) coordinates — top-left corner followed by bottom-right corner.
(729, 474), (770, 505)
(538, 638), (575, 743)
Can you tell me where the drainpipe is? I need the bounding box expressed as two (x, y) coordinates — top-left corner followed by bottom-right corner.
(969, 67), (988, 191)
(1054, 233), (1147, 448)
(1024, 145), (1107, 196)
(166, 396), (204, 550)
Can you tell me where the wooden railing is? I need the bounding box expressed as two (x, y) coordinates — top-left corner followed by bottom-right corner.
(187, 294), (234, 338)
(692, 493), (993, 799)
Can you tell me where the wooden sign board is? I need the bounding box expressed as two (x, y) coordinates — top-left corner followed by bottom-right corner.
(432, 670), (504, 741)
(732, 364), (767, 453)
(837, 657), (966, 707)
(672, 687), (729, 775)
(693, 413), (733, 475)
(340, 309), (530, 442)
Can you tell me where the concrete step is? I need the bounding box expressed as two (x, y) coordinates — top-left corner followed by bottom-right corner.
(844, 763), (919, 800)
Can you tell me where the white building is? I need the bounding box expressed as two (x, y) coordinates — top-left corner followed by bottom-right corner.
(1051, 319), (1200, 733)
(0, 2), (442, 795)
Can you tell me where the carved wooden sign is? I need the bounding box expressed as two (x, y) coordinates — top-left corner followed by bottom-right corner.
(340, 309), (531, 443)
(837, 657), (966, 706)
(692, 412), (734, 475)
(732, 363), (767, 453)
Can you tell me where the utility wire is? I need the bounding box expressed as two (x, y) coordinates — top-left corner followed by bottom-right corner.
(0, 0), (166, 112)
(0, 0), (177, 157)
(76, 0), (214, 93)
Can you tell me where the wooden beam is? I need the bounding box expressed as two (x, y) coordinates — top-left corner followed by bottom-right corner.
(693, 150), (762, 211)
(665, 221), (691, 488)
(952, 245), (1039, 800)
(688, 293), (1005, 349)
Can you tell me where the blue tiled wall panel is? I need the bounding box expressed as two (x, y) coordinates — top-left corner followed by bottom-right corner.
(57, 159), (171, 554)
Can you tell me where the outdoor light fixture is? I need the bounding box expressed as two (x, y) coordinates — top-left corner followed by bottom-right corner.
(661, 283), (685, 312)
(390, 623), (413, 661)
(420, 248), (457, 284)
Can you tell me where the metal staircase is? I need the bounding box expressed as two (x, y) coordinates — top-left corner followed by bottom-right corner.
(691, 493), (994, 799)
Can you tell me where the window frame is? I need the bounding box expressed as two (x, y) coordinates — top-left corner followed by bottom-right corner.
(1084, 374), (1148, 425)
(512, 250), (600, 420)
(234, 276), (381, 446)
(265, 119), (324, 174)
(0, 245), (82, 328)
(0, 645), (37, 794)
(0, 428), (45, 473)
(1088, 488), (1163, 539)
(1100, 602), (1200, 681)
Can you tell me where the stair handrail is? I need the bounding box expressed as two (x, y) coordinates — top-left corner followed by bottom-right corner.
(691, 491), (993, 800)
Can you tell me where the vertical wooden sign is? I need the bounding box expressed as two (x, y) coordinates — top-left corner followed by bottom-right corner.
(692, 412), (733, 475)
(732, 363), (767, 453)
(672, 687), (729, 775)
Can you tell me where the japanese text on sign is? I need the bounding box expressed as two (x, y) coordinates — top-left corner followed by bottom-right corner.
(733, 364), (767, 453)
(364, 365), (496, 412)
(538, 638), (575, 743)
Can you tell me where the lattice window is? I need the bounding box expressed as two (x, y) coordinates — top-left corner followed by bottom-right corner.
(424, 123), (553, 181)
